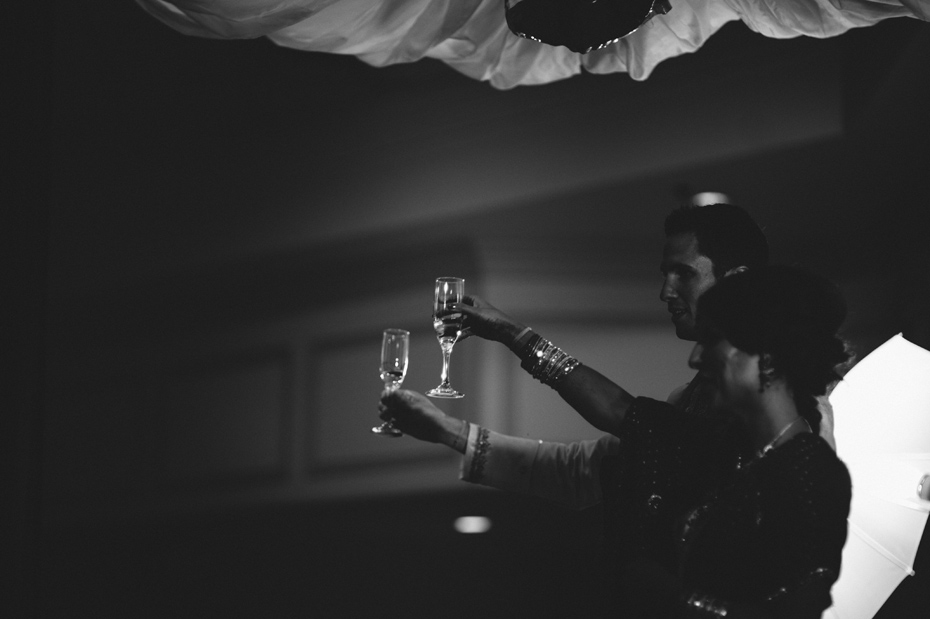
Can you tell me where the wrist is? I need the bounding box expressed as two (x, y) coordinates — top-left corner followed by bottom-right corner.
(516, 332), (582, 390)
(440, 417), (469, 454)
(506, 324), (532, 351)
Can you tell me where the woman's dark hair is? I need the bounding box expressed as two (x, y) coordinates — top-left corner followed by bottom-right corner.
(665, 204), (769, 277)
(696, 265), (851, 434)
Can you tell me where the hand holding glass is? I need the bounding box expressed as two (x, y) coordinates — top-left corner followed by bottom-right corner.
(372, 328), (408, 436)
(427, 277), (465, 399)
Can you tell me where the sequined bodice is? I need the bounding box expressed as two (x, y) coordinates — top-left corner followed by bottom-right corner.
(599, 395), (746, 570)
(677, 433), (850, 603)
(599, 397), (851, 612)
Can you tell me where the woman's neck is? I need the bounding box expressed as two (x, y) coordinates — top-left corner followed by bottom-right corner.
(748, 385), (809, 454)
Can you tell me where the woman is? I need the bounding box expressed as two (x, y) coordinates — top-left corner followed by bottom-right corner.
(619, 265), (852, 617)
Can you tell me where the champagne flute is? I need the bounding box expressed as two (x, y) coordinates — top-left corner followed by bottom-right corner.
(426, 277), (465, 399)
(372, 328), (408, 436)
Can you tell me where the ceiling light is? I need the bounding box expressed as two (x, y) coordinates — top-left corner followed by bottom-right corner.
(453, 516), (492, 534)
(690, 192), (731, 206)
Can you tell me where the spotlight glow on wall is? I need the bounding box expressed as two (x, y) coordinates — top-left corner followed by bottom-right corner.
(453, 516), (492, 534)
(690, 192), (731, 206)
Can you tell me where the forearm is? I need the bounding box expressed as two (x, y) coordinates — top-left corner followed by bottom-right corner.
(507, 329), (634, 436)
(379, 389), (470, 450)
(460, 425), (616, 509)
(555, 366), (634, 436)
(435, 415), (470, 454)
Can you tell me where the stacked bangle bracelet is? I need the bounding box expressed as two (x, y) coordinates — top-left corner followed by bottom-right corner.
(513, 329), (581, 389)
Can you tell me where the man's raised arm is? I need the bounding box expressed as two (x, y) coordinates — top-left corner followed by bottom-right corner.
(456, 295), (634, 436)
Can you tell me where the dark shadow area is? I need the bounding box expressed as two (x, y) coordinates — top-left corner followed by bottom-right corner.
(37, 487), (930, 617)
(39, 490), (609, 618)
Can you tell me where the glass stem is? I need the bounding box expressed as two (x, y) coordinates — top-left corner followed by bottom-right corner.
(440, 343), (454, 386)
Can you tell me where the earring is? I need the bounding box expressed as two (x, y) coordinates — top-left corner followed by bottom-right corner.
(758, 356), (773, 393)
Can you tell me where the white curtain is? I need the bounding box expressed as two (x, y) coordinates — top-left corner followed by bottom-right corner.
(134, 0), (928, 88)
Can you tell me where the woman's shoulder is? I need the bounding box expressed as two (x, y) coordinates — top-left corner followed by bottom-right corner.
(787, 432), (846, 465)
(769, 434), (852, 516)
(621, 396), (682, 435)
(776, 434), (849, 478)
(622, 396), (723, 445)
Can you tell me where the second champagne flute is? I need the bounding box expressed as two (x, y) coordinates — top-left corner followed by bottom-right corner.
(426, 277), (465, 399)
(372, 328), (409, 436)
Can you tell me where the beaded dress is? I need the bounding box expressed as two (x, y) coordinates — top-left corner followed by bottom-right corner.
(599, 387), (747, 615)
(677, 432), (850, 615)
(600, 389), (851, 617)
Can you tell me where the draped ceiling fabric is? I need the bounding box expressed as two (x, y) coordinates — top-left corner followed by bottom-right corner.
(136, 0), (928, 88)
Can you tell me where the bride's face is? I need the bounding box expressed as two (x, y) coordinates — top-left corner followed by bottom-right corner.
(689, 337), (761, 411)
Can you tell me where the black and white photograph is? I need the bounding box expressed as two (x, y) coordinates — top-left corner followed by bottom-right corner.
(7, 1), (930, 617)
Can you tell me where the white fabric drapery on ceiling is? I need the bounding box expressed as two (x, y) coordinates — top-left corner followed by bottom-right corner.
(135, 0), (928, 88)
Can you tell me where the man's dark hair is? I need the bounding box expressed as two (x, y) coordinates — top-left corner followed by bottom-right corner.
(664, 204), (769, 277)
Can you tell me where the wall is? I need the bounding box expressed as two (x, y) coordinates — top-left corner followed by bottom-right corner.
(41, 231), (695, 525)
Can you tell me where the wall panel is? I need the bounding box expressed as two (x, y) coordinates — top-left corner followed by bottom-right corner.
(157, 352), (289, 484)
(308, 334), (442, 469)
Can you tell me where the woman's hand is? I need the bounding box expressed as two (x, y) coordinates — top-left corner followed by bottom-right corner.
(455, 294), (528, 347)
(379, 389), (464, 448)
